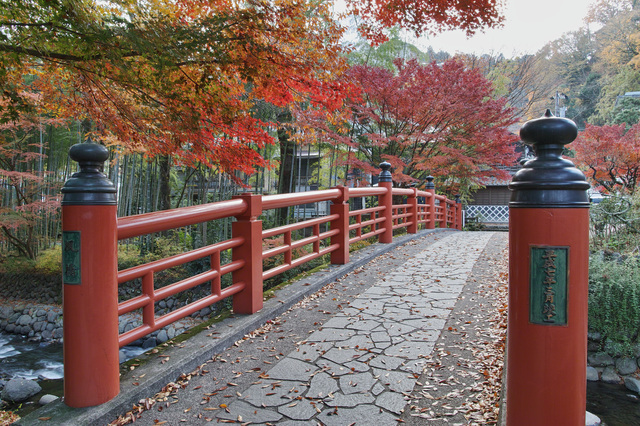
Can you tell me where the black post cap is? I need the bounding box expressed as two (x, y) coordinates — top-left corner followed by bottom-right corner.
(61, 143), (117, 206)
(425, 175), (435, 190)
(379, 162), (392, 182)
(509, 110), (589, 208)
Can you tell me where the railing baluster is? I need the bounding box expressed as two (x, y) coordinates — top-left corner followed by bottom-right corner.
(284, 230), (292, 265)
(142, 272), (155, 329)
(330, 185), (349, 264)
(231, 193), (263, 314)
(211, 251), (221, 297)
(408, 188), (418, 234)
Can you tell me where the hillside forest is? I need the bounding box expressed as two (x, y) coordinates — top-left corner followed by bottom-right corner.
(1, 0), (639, 264)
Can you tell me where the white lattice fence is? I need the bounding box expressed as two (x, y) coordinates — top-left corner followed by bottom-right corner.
(466, 205), (509, 223)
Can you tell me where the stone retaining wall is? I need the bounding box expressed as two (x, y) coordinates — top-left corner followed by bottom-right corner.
(0, 273), (61, 305)
(0, 302), (63, 340)
(587, 333), (640, 394)
(0, 301), (208, 351)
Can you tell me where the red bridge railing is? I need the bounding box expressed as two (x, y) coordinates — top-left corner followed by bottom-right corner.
(61, 152), (461, 408)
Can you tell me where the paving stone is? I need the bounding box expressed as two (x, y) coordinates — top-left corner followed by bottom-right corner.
(324, 392), (375, 407)
(384, 340), (436, 359)
(348, 299), (386, 315)
(403, 318), (446, 329)
(306, 372), (339, 399)
(375, 341), (392, 350)
(321, 316), (353, 329)
(341, 307), (368, 316)
(289, 342), (332, 362)
(376, 391), (407, 414)
(322, 347), (363, 365)
(374, 369), (417, 393)
(346, 319), (380, 331)
(405, 306), (450, 318)
(367, 354), (404, 370)
(427, 290), (460, 299)
(315, 359), (354, 376)
(267, 358), (318, 381)
(215, 400), (283, 423)
(391, 335), (405, 344)
(384, 322), (416, 336)
(383, 309), (415, 322)
(362, 286), (391, 296)
(339, 372), (375, 395)
(278, 398), (321, 420)
(243, 380), (308, 407)
(344, 360), (370, 372)
(316, 404), (398, 425)
(372, 382), (385, 396)
(339, 335), (376, 350)
(306, 328), (356, 342)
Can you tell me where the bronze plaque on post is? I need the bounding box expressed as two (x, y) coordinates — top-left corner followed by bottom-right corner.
(62, 231), (81, 285)
(530, 246), (568, 325)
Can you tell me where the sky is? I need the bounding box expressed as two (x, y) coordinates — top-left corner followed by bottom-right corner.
(413, 0), (599, 57)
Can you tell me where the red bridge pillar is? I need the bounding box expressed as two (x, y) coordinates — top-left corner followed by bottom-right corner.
(378, 162), (393, 243)
(425, 176), (436, 230)
(507, 110), (590, 425)
(61, 143), (119, 407)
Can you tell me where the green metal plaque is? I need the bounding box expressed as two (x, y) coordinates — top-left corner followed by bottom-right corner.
(62, 231), (81, 285)
(530, 246), (568, 326)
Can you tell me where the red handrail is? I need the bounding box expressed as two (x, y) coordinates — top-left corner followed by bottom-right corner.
(118, 198), (247, 240)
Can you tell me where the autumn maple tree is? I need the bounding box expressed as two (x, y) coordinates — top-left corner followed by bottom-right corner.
(294, 58), (518, 195)
(347, 0), (504, 44)
(573, 123), (640, 194)
(1, 0), (351, 180)
(0, 108), (62, 259)
(0, 0), (505, 181)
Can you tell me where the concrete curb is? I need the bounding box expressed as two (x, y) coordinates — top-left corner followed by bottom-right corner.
(19, 229), (455, 425)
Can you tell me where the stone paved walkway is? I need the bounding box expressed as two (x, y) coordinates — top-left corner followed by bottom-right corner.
(210, 231), (494, 425)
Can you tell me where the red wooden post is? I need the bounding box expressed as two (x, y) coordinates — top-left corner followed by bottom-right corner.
(378, 162), (393, 243)
(232, 193), (264, 314)
(439, 199), (447, 229)
(425, 176), (435, 230)
(61, 143), (119, 407)
(330, 185), (350, 264)
(408, 187), (418, 234)
(507, 110), (590, 425)
(455, 195), (463, 230)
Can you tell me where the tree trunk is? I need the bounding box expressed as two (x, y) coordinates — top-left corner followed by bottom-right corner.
(159, 155), (171, 211)
(277, 110), (295, 224)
